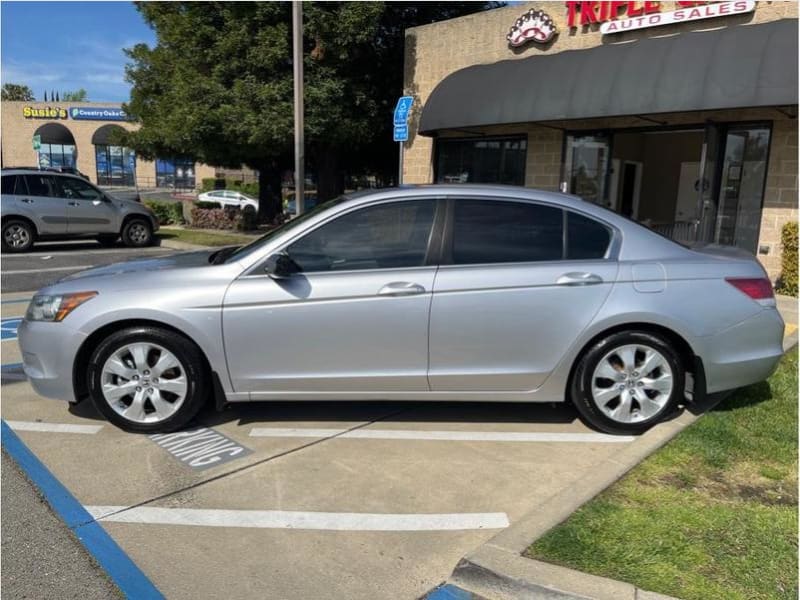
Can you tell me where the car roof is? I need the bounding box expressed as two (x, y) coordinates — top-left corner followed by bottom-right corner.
(1, 168), (84, 180)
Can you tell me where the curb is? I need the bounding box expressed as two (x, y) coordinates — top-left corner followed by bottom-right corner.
(440, 395), (728, 600)
(157, 238), (211, 251)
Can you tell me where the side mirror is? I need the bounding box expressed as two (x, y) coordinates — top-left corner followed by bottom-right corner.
(264, 253), (299, 279)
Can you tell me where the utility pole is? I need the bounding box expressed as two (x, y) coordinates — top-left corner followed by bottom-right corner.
(292, 0), (305, 216)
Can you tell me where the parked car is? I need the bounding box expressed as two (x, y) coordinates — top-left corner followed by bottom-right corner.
(1, 168), (158, 252)
(198, 189), (258, 213)
(18, 184), (783, 434)
(284, 192), (318, 215)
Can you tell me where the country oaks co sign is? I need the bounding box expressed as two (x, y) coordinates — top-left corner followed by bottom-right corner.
(566, 1), (756, 35)
(507, 8), (558, 47)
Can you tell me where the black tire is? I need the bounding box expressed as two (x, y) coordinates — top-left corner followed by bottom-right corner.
(96, 234), (118, 247)
(570, 330), (685, 435)
(2, 219), (35, 253)
(121, 218), (153, 247)
(86, 326), (209, 433)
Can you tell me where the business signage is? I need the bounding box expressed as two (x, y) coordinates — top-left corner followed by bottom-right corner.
(70, 106), (127, 121)
(566, 1), (755, 35)
(23, 106), (68, 119)
(507, 8), (558, 47)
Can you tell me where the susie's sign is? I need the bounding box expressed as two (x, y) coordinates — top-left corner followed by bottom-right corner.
(566, 1), (756, 34)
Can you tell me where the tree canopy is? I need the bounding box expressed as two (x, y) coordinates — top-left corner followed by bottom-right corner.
(62, 88), (89, 101)
(123, 1), (499, 217)
(2, 83), (35, 101)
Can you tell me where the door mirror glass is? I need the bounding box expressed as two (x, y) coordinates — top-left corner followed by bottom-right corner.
(264, 253), (299, 279)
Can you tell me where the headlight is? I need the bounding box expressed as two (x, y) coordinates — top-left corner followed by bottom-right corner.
(26, 292), (97, 322)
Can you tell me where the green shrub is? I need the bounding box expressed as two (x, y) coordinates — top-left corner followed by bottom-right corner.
(200, 178), (222, 192)
(195, 200), (220, 210)
(777, 221), (798, 297)
(144, 200), (184, 225)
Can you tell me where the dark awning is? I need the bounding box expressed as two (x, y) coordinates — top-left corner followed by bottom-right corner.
(419, 19), (798, 135)
(91, 124), (125, 145)
(33, 122), (75, 145)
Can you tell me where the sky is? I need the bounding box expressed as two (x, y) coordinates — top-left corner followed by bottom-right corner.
(1, 1), (156, 103)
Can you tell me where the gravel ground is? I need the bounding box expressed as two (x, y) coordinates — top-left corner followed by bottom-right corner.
(1, 450), (121, 599)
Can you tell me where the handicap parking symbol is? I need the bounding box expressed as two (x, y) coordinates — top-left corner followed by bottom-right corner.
(1, 318), (22, 342)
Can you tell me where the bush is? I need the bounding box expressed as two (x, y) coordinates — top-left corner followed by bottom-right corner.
(777, 221), (798, 297)
(195, 200), (221, 209)
(200, 178), (217, 192)
(190, 207), (241, 230)
(144, 200), (184, 225)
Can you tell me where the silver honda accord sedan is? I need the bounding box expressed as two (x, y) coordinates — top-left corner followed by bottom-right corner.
(18, 185), (784, 434)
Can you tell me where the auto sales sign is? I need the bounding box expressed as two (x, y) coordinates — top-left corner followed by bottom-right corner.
(566, 1), (756, 35)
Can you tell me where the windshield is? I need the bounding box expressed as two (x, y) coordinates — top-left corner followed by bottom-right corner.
(224, 195), (347, 263)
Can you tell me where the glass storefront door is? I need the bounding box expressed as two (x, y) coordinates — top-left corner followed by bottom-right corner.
(562, 133), (610, 206)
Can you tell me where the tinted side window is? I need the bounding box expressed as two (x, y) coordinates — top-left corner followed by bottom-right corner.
(57, 177), (104, 201)
(287, 200), (436, 272)
(451, 200), (563, 264)
(567, 212), (612, 259)
(2, 175), (19, 195)
(24, 174), (55, 197)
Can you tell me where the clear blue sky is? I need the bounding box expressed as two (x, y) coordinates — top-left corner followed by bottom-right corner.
(1, 1), (156, 102)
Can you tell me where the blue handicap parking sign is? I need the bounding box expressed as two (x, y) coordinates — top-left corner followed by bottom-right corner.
(1, 318), (22, 341)
(393, 124), (409, 142)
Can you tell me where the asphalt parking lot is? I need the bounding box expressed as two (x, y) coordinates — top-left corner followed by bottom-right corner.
(2, 247), (796, 600)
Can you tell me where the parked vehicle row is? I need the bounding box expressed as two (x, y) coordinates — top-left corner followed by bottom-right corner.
(17, 185), (784, 435)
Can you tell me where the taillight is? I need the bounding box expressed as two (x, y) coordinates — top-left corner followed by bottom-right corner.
(725, 277), (775, 302)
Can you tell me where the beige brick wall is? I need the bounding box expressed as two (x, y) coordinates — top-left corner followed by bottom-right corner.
(1, 101), (215, 189)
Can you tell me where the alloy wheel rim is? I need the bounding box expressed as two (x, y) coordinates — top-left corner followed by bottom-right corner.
(590, 344), (674, 424)
(4, 225), (29, 247)
(100, 342), (187, 424)
(130, 223), (148, 243)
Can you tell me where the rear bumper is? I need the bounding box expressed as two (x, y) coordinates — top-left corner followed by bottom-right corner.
(17, 319), (85, 402)
(699, 308), (785, 394)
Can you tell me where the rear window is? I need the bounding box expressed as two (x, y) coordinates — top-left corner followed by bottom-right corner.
(566, 212), (612, 259)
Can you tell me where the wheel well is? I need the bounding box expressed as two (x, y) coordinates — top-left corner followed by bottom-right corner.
(2, 215), (38, 236)
(72, 319), (214, 402)
(566, 322), (702, 400)
(120, 213), (153, 233)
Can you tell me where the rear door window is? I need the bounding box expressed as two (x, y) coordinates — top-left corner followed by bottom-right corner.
(23, 174), (56, 197)
(450, 199), (563, 264)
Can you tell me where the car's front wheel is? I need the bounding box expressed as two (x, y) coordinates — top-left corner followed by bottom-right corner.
(2, 219), (35, 253)
(87, 326), (209, 432)
(121, 218), (153, 247)
(570, 331), (685, 435)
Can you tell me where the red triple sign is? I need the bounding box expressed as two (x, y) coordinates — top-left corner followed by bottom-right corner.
(565, 1), (714, 28)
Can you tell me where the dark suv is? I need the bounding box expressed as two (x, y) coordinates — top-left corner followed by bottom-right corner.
(1, 169), (158, 253)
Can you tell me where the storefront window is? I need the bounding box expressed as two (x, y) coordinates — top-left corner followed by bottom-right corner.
(156, 157), (195, 189)
(38, 143), (76, 169)
(563, 134), (610, 205)
(435, 137), (526, 185)
(95, 145), (135, 186)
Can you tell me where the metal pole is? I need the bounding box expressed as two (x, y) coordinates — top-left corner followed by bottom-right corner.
(397, 141), (403, 186)
(293, 0), (305, 215)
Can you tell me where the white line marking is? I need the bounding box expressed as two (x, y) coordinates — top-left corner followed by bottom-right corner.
(85, 506), (510, 531)
(3, 265), (94, 275)
(248, 427), (635, 443)
(6, 421), (103, 434)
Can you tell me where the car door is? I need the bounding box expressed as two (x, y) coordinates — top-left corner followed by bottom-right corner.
(21, 174), (68, 234)
(55, 177), (118, 234)
(428, 197), (619, 392)
(223, 198), (442, 395)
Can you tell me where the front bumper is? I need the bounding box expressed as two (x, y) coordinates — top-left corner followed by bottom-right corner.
(699, 307), (785, 394)
(17, 319), (87, 402)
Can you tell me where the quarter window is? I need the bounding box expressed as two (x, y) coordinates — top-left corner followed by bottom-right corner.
(566, 212), (612, 259)
(1, 175), (23, 195)
(451, 200), (563, 264)
(287, 200), (436, 272)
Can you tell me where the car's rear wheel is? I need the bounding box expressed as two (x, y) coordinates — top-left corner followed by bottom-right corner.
(87, 326), (209, 432)
(2, 219), (34, 253)
(570, 331), (685, 435)
(122, 218), (153, 247)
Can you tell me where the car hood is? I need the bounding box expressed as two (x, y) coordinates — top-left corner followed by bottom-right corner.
(58, 249), (217, 283)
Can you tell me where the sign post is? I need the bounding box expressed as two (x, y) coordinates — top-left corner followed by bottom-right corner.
(393, 96), (413, 186)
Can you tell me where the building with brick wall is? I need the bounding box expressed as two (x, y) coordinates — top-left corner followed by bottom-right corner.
(403, 1), (798, 281)
(1, 101), (216, 190)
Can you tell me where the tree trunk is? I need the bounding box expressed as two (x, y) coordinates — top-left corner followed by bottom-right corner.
(257, 161), (282, 224)
(315, 148), (343, 202)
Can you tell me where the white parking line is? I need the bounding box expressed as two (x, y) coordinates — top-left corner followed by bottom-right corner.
(3, 265), (94, 275)
(85, 506), (510, 531)
(6, 420), (103, 434)
(248, 427), (635, 443)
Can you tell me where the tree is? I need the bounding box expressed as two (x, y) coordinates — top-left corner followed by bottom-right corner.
(62, 88), (89, 101)
(122, 1), (499, 220)
(1, 83), (35, 101)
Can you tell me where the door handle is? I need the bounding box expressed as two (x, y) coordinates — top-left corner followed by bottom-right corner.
(68, 201), (80, 206)
(20, 198), (33, 204)
(556, 272), (604, 286)
(377, 282), (426, 297)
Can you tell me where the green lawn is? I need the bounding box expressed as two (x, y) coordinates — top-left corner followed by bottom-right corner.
(526, 349), (798, 600)
(158, 227), (256, 247)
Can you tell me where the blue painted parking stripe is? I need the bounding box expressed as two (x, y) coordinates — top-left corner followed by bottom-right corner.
(425, 583), (477, 600)
(1, 420), (164, 599)
(1, 317), (22, 341)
